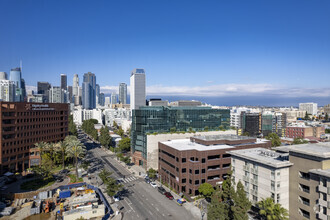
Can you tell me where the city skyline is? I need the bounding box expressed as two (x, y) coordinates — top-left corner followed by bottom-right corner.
(0, 0), (330, 105)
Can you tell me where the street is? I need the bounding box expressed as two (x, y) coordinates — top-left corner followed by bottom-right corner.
(79, 132), (198, 220)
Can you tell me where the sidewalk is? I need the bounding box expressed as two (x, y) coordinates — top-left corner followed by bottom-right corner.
(155, 180), (206, 220)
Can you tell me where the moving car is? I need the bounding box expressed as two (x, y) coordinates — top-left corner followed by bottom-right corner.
(158, 186), (166, 194)
(150, 182), (157, 188)
(164, 192), (174, 200)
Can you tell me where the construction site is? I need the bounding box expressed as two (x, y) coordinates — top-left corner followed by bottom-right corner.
(0, 182), (111, 220)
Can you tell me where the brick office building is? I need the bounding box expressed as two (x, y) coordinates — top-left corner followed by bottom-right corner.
(158, 135), (271, 196)
(0, 102), (69, 174)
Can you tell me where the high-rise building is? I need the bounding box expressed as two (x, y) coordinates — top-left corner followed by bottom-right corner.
(99, 93), (105, 106)
(131, 106), (230, 168)
(9, 67), (23, 102)
(119, 83), (127, 104)
(130, 69), (146, 110)
(0, 80), (16, 101)
(61, 74), (67, 90)
(96, 84), (100, 105)
(73, 74), (79, 97)
(299, 102), (318, 116)
(82, 72), (96, 109)
(111, 93), (117, 106)
(323, 104), (330, 116)
(21, 78), (26, 101)
(0, 72), (7, 80)
(49, 86), (64, 103)
(105, 97), (110, 106)
(67, 86), (73, 103)
(37, 82), (51, 103)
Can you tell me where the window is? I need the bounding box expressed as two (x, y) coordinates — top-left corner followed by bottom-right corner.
(277, 194), (280, 203)
(202, 179), (205, 183)
(277, 182), (280, 188)
(299, 196), (310, 206)
(189, 179), (192, 184)
(182, 158), (186, 163)
(244, 181), (249, 188)
(222, 154), (230, 158)
(195, 180), (199, 185)
(176, 157), (179, 162)
(253, 196), (257, 202)
(189, 169), (192, 174)
(299, 171), (310, 180)
(232, 159), (235, 164)
(299, 184), (310, 193)
(321, 178), (327, 187)
(245, 171), (249, 177)
(271, 170), (275, 179)
(195, 170), (199, 175)
(202, 169), (206, 173)
(271, 193), (275, 200)
(176, 167), (179, 172)
(182, 178), (186, 183)
(182, 168), (186, 173)
(271, 181), (275, 191)
(277, 171), (280, 177)
(253, 185), (258, 190)
(202, 158), (206, 163)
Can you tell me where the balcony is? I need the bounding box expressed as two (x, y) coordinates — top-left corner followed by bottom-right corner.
(250, 178), (258, 185)
(243, 175), (250, 182)
(250, 189), (258, 196)
(317, 212), (328, 220)
(318, 185), (327, 194)
(317, 199), (327, 208)
(243, 165), (250, 171)
(250, 168), (258, 174)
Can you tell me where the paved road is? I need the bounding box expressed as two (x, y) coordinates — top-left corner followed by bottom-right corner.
(79, 132), (197, 220)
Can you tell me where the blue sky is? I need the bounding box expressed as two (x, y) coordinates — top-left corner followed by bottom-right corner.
(0, 0), (330, 101)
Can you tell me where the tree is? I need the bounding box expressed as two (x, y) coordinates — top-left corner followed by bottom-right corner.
(326, 129), (330, 134)
(98, 169), (123, 197)
(116, 127), (124, 137)
(257, 198), (288, 220)
(265, 133), (281, 147)
(170, 127), (176, 133)
(304, 111), (310, 120)
(208, 187), (228, 220)
(66, 136), (86, 177)
(198, 183), (215, 198)
(325, 113), (329, 121)
(56, 141), (67, 169)
(118, 137), (131, 152)
(204, 126), (209, 131)
(232, 181), (251, 220)
(292, 138), (309, 145)
(35, 141), (48, 165)
(148, 168), (157, 179)
(99, 127), (112, 148)
(68, 115), (78, 137)
(242, 132), (249, 137)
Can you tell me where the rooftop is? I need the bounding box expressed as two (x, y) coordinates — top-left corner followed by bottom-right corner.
(193, 134), (254, 141)
(309, 169), (330, 178)
(228, 148), (293, 168)
(161, 139), (235, 151)
(275, 143), (330, 159)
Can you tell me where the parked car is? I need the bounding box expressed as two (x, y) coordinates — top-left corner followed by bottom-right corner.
(113, 194), (120, 202)
(150, 182), (157, 188)
(145, 177), (150, 184)
(164, 192), (174, 200)
(158, 186), (166, 195)
(59, 169), (69, 175)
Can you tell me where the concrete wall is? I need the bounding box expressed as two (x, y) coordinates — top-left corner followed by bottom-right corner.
(146, 130), (236, 170)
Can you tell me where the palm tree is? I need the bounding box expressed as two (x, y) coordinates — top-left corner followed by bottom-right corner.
(55, 141), (67, 170)
(66, 135), (86, 177)
(258, 198), (289, 220)
(34, 141), (49, 166)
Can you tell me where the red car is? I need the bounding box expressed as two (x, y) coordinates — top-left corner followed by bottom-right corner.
(164, 192), (174, 200)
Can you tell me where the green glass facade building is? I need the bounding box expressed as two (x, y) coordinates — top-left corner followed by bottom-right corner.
(131, 106), (230, 166)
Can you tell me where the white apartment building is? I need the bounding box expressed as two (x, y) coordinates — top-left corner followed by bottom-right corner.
(72, 108), (103, 125)
(104, 108), (131, 127)
(130, 68), (146, 110)
(299, 102), (318, 116)
(229, 148), (292, 210)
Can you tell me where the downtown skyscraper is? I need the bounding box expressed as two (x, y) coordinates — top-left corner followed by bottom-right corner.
(119, 83), (127, 104)
(61, 74), (67, 90)
(130, 69), (146, 110)
(9, 67), (26, 102)
(82, 72), (96, 109)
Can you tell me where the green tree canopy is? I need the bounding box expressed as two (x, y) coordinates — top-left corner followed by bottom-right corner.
(292, 138), (309, 145)
(325, 113), (329, 121)
(148, 168), (157, 179)
(118, 137), (131, 152)
(257, 198), (289, 220)
(68, 115), (78, 137)
(66, 136), (86, 177)
(99, 127), (112, 148)
(265, 133), (281, 147)
(304, 111), (310, 120)
(98, 169), (123, 197)
(198, 183), (215, 198)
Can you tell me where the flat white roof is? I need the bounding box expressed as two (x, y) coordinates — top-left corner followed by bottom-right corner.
(275, 143), (330, 159)
(228, 148), (293, 168)
(161, 139), (235, 151)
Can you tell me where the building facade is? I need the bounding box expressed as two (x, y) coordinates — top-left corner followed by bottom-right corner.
(61, 74), (67, 90)
(37, 81), (51, 103)
(229, 148), (292, 210)
(130, 68), (146, 110)
(299, 103), (318, 116)
(82, 72), (96, 109)
(0, 80), (16, 102)
(0, 102), (69, 174)
(131, 106), (230, 168)
(276, 143), (330, 220)
(119, 83), (127, 104)
(286, 126), (325, 139)
(158, 135), (271, 196)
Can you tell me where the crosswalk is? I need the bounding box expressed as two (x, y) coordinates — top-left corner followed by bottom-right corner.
(117, 176), (138, 184)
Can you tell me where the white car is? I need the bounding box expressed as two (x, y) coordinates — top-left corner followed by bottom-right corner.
(150, 182), (157, 188)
